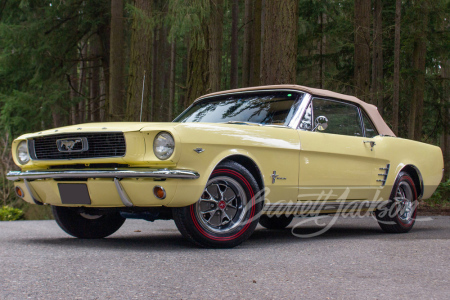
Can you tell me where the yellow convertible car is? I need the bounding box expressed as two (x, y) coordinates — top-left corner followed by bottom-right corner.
(6, 85), (444, 248)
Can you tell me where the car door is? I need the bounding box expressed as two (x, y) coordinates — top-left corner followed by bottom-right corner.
(297, 97), (384, 202)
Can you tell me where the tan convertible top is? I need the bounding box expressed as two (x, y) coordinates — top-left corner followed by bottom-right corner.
(197, 84), (396, 137)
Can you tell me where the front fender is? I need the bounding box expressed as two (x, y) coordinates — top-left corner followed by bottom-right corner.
(168, 123), (301, 206)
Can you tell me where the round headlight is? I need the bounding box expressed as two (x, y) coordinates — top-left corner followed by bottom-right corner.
(153, 132), (175, 160)
(17, 140), (30, 165)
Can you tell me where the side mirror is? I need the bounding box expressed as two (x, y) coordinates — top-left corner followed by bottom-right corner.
(313, 116), (328, 131)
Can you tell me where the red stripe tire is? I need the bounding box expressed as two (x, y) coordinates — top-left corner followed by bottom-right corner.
(173, 160), (263, 248)
(375, 172), (418, 233)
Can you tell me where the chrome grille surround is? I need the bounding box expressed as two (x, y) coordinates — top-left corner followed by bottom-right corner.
(29, 132), (126, 160)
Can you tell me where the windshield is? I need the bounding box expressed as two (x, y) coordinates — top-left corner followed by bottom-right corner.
(174, 91), (304, 126)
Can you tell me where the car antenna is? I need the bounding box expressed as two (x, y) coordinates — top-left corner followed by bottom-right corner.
(140, 70), (146, 122)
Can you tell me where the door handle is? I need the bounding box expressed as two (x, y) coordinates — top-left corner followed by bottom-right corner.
(363, 140), (376, 151)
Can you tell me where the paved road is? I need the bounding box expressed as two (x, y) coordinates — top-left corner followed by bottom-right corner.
(1, 215), (449, 299)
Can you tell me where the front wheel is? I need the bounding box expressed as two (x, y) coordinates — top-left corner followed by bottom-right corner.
(173, 161), (263, 248)
(375, 172), (418, 233)
(52, 206), (125, 239)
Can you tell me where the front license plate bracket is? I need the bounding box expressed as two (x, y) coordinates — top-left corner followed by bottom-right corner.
(58, 183), (91, 205)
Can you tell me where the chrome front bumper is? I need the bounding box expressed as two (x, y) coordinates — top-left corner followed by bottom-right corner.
(7, 168), (200, 208)
(6, 169), (200, 181)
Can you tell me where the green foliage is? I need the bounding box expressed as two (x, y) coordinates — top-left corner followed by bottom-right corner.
(0, 0), (110, 138)
(297, 0), (355, 92)
(427, 179), (450, 207)
(0, 206), (24, 221)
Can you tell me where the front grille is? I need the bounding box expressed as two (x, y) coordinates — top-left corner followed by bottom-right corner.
(30, 132), (126, 160)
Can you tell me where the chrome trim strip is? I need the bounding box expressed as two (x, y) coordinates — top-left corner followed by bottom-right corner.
(6, 169), (200, 181)
(24, 179), (44, 205)
(291, 93), (312, 129)
(357, 106), (366, 137)
(114, 178), (134, 207)
(263, 200), (389, 212)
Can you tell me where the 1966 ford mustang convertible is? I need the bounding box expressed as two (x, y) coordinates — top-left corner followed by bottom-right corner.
(6, 85), (444, 248)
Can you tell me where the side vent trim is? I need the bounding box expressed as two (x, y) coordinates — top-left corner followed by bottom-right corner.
(377, 164), (390, 186)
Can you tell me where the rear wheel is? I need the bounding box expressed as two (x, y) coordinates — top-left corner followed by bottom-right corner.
(375, 172), (418, 233)
(173, 161), (263, 248)
(259, 214), (293, 229)
(52, 206), (125, 239)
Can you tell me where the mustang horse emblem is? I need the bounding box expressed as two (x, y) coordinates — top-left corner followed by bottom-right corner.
(56, 138), (88, 152)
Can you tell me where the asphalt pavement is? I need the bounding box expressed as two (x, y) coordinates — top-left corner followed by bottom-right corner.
(1, 215), (449, 299)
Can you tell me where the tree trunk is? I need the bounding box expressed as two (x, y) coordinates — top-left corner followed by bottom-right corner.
(126, 0), (152, 122)
(150, 26), (158, 121)
(186, 31), (209, 104)
(69, 61), (78, 125)
(179, 36), (189, 111)
(90, 34), (101, 122)
(208, 0), (223, 93)
(99, 66), (107, 122)
(392, 0), (401, 135)
(442, 59), (450, 180)
(230, 0), (239, 89)
(242, 0), (253, 87)
(78, 41), (88, 123)
(250, 0), (262, 86)
(185, 3), (212, 105)
(354, 0), (371, 102)
(260, 0), (298, 85)
(109, 0), (125, 121)
(150, 25), (164, 122)
(408, 2), (428, 140)
(372, 0), (383, 114)
(169, 40), (176, 121)
(52, 106), (62, 127)
(98, 4), (110, 118)
(154, 25), (169, 121)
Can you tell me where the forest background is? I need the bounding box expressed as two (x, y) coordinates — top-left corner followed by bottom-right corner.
(0, 0), (449, 219)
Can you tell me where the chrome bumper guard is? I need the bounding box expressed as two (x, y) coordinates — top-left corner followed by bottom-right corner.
(6, 169), (200, 208)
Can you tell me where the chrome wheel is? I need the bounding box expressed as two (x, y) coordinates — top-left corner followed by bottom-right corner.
(195, 176), (247, 234)
(375, 172), (417, 234)
(173, 160), (263, 248)
(395, 181), (414, 222)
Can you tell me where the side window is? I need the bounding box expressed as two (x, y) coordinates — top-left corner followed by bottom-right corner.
(312, 98), (363, 137)
(362, 111), (378, 138)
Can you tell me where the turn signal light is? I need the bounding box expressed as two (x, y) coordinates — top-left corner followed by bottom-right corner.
(15, 186), (25, 198)
(153, 186), (166, 199)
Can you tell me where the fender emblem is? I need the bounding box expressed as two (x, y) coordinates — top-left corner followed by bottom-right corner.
(271, 171), (286, 184)
(193, 148), (205, 154)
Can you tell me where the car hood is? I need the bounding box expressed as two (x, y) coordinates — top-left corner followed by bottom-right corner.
(17, 122), (155, 139)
